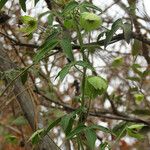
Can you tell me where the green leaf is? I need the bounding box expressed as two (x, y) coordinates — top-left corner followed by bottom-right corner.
(19, 0), (27, 12)
(100, 142), (110, 150)
(47, 13), (54, 25)
(5, 134), (17, 144)
(57, 61), (94, 81)
(28, 128), (44, 144)
(61, 108), (84, 136)
(80, 1), (102, 12)
(21, 69), (28, 85)
(97, 31), (105, 41)
(56, 63), (72, 81)
(11, 116), (27, 126)
(62, 1), (78, 16)
(34, 0), (40, 6)
(87, 124), (111, 134)
(67, 123), (111, 140)
(142, 70), (150, 77)
(66, 124), (86, 139)
(132, 63), (141, 68)
(60, 35), (74, 62)
(127, 128), (144, 139)
(45, 117), (62, 134)
(20, 16), (38, 35)
(132, 64), (143, 77)
(75, 61), (94, 71)
(132, 39), (141, 56)
(112, 122), (128, 138)
(126, 76), (141, 82)
(61, 114), (75, 136)
(31, 118), (62, 144)
(111, 57), (124, 67)
(128, 124), (145, 130)
(80, 12), (102, 31)
(123, 22), (132, 43)
(125, 123), (145, 140)
(0, 0), (8, 10)
(64, 18), (76, 29)
(33, 39), (59, 63)
(84, 129), (97, 150)
(38, 11), (50, 19)
(105, 19), (123, 47)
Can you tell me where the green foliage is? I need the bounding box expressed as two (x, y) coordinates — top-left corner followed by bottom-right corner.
(100, 142), (111, 150)
(20, 69), (28, 85)
(105, 19), (132, 46)
(34, 0), (40, 6)
(127, 124), (145, 139)
(33, 39), (59, 63)
(0, 0), (148, 149)
(105, 19), (123, 47)
(66, 124), (111, 139)
(111, 57), (124, 67)
(0, 0), (7, 10)
(45, 117), (62, 134)
(5, 134), (18, 144)
(113, 122), (146, 141)
(84, 129), (97, 149)
(61, 114), (75, 135)
(79, 1), (102, 13)
(19, 0), (27, 12)
(47, 13), (54, 25)
(56, 63), (72, 81)
(62, 1), (78, 15)
(132, 39), (142, 56)
(28, 128), (44, 144)
(60, 34), (74, 61)
(113, 122), (128, 138)
(122, 22), (132, 43)
(56, 60), (94, 81)
(60, 108), (83, 135)
(64, 16), (76, 29)
(20, 16), (38, 35)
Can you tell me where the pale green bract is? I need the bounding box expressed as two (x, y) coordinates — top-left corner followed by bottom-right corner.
(19, 16), (37, 35)
(80, 12), (102, 31)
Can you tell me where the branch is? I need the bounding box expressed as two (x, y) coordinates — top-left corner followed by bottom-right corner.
(1, 31), (150, 50)
(1, 31), (150, 65)
(35, 90), (150, 126)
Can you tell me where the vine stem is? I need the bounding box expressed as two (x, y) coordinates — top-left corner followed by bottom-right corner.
(74, 18), (87, 107)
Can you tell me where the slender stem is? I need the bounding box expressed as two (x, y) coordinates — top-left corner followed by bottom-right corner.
(74, 18), (87, 107)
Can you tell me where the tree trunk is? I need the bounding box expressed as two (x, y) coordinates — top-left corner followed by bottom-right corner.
(0, 43), (59, 150)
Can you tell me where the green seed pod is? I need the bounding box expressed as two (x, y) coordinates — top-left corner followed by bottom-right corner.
(80, 12), (102, 31)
